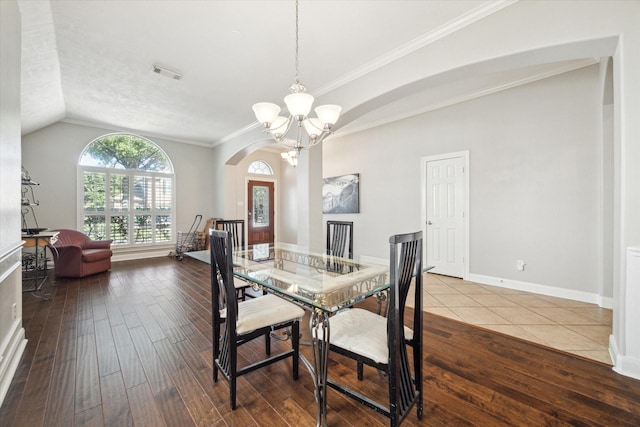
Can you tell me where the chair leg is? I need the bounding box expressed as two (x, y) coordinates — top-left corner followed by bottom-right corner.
(213, 326), (219, 382)
(230, 375), (237, 410)
(357, 361), (363, 380)
(412, 341), (423, 419)
(292, 321), (300, 380)
(265, 331), (271, 356)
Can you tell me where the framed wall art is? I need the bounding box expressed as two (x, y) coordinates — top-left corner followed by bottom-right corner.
(322, 173), (359, 214)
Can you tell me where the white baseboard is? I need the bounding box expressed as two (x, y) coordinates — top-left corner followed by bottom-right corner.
(610, 334), (640, 381)
(599, 296), (614, 310)
(466, 273), (608, 307)
(111, 245), (175, 262)
(0, 319), (27, 407)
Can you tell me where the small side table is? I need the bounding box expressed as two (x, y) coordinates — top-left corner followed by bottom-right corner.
(22, 231), (59, 292)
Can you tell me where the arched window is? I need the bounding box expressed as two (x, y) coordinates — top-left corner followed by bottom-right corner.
(247, 160), (274, 175)
(78, 133), (175, 246)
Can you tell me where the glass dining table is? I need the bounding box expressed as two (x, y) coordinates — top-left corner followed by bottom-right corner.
(186, 242), (390, 426)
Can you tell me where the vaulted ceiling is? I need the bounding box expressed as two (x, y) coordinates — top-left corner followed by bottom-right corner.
(18, 0), (596, 148)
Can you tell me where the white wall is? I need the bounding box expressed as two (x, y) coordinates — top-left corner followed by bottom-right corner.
(21, 122), (216, 257)
(0, 0), (27, 407)
(279, 159), (298, 244)
(0, 0), (22, 253)
(602, 103), (614, 302)
(323, 64), (604, 299)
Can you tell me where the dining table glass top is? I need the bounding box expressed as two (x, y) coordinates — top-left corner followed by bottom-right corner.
(188, 242), (390, 313)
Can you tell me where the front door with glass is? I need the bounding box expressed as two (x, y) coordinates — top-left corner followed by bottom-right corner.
(247, 180), (274, 245)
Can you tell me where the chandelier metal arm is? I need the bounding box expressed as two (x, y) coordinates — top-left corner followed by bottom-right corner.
(269, 115), (295, 142)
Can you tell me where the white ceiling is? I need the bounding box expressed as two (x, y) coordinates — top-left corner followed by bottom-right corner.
(18, 0), (596, 148)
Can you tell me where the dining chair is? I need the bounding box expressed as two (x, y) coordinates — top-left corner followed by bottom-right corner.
(213, 219), (253, 300)
(326, 231), (423, 426)
(328, 220), (382, 377)
(326, 220), (353, 272)
(209, 229), (305, 410)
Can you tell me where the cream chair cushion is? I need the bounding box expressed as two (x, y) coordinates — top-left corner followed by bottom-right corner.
(328, 308), (413, 364)
(228, 294), (305, 335)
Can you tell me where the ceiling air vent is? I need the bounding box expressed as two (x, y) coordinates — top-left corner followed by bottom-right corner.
(152, 64), (182, 80)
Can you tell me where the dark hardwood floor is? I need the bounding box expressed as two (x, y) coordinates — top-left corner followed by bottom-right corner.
(2, 256), (640, 426)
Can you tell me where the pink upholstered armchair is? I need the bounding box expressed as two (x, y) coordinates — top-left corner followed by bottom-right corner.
(49, 229), (113, 278)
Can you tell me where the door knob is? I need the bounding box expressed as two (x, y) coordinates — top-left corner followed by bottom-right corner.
(427, 221), (432, 225)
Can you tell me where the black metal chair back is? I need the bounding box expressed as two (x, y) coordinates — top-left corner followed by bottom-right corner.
(326, 220), (353, 272)
(209, 230), (234, 386)
(326, 220), (353, 258)
(213, 219), (253, 299)
(213, 219), (245, 252)
(387, 231), (423, 424)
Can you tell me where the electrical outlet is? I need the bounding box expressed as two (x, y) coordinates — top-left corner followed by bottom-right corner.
(517, 260), (525, 271)
(12, 303), (17, 320)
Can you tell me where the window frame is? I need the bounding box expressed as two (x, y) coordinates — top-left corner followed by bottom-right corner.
(77, 134), (176, 249)
(247, 160), (274, 175)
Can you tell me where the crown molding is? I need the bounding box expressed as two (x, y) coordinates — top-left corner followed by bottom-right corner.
(215, 121), (263, 147)
(314, 0), (519, 96)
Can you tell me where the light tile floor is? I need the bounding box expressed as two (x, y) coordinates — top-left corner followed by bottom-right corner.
(414, 273), (613, 365)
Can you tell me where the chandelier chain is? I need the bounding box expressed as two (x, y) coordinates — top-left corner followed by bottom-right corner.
(251, 0), (341, 156)
(294, 0), (299, 85)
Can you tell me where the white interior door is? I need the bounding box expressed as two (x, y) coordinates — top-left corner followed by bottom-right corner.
(424, 155), (466, 278)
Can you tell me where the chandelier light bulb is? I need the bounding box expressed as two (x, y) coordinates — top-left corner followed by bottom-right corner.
(269, 116), (289, 138)
(315, 104), (342, 126)
(284, 92), (314, 118)
(252, 102), (281, 126)
(303, 118), (323, 138)
(281, 150), (298, 167)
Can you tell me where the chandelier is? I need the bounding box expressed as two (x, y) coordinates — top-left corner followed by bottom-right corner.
(281, 150), (298, 167)
(252, 0), (341, 154)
